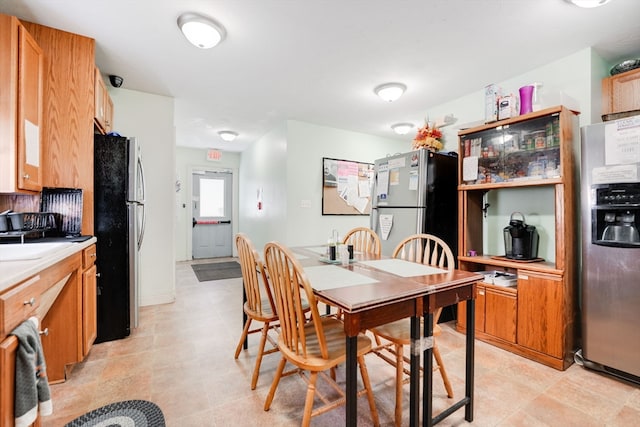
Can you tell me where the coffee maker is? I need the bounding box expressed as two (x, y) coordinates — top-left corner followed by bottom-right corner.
(503, 212), (539, 260)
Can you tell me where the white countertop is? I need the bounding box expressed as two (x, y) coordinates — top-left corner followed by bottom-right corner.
(0, 237), (97, 293)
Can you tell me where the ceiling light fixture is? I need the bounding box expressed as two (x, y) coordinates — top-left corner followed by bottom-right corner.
(564, 0), (612, 8)
(177, 12), (226, 49)
(218, 130), (238, 142)
(374, 83), (407, 102)
(391, 123), (414, 135)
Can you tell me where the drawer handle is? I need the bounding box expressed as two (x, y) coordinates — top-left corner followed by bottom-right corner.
(39, 328), (49, 336)
(24, 297), (36, 306)
(96, 272), (101, 278)
(90, 253), (97, 257)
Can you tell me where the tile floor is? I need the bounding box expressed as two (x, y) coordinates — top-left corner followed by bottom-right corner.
(42, 260), (640, 426)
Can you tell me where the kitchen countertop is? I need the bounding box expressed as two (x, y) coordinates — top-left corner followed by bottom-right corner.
(0, 237), (97, 293)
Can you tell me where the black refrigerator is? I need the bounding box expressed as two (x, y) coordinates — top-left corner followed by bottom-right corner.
(94, 134), (146, 343)
(370, 149), (458, 257)
(370, 149), (458, 321)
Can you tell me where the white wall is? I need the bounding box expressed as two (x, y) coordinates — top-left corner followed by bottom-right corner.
(238, 120), (406, 250)
(109, 88), (176, 306)
(285, 120), (406, 246)
(238, 124), (289, 251)
(175, 147), (240, 261)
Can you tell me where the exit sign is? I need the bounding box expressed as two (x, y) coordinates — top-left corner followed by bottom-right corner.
(207, 149), (222, 161)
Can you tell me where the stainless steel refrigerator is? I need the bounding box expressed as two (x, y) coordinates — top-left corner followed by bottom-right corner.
(370, 149), (458, 258)
(94, 134), (146, 343)
(579, 117), (640, 384)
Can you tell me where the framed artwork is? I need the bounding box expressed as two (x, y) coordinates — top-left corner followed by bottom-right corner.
(322, 157), (374, 215)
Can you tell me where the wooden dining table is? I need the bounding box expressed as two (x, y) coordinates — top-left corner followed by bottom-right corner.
(289, 246), (482, 427)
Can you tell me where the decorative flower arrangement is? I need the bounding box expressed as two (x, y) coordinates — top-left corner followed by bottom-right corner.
(412, 122), (443, 151)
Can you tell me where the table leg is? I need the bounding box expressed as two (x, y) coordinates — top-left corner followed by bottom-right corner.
(422, 312), (434, 427)
(465, 298), (475, 421)
(409, 315), (421, 426)
(345, 334), (358, 426)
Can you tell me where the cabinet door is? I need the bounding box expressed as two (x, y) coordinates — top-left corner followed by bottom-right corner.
(94, 67), (106, 131)
(517, 271), (563, 357)
(82, 264), (97, 357)
(602, 67), (640, 115)
(485, 286), (517, 343)
(0, 336), (18, 427)
(17, 23), (43, 192)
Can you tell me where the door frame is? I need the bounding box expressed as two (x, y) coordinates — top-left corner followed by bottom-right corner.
(185, 165), (239, 260)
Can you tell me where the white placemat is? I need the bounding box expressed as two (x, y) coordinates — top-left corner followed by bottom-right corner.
(303, 265), (378, 291)
(304, 246), (328, 256)
(360, 259), (447, 277)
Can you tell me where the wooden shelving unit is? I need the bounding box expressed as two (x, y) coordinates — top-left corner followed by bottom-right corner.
(455, 106), (579, 370)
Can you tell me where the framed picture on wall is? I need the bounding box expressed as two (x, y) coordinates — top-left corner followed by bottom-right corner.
(322, 157), (374, 215)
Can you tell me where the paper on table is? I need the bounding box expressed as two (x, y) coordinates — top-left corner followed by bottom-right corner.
(303, 265), (378, 291)
(304, 246), (328, 256)
(360, 259), (447, 277)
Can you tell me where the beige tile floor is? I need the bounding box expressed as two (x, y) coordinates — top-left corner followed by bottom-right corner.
(42, 260), (640, 426)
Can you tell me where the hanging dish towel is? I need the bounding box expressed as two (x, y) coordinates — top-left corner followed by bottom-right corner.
(10, 316), (53, 427)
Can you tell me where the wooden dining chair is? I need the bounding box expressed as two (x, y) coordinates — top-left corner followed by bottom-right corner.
(369, 233), (455, 427)
(234, 233), (281, 390)
(262, 241), (380, 427)
(342, 226), (381, 255)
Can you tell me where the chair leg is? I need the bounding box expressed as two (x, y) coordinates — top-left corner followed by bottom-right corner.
(251, 321), (270, 390)
(394, 343), (403, 427)
(301, 372), (318, 427)
(433, 343), (454, 398)
(264, 356), (287, 411)
(234, 318), (252, 359)
(358, 355), (380, 427)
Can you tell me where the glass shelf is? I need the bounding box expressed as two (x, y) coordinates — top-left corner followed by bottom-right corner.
(460, 112), (561, 185)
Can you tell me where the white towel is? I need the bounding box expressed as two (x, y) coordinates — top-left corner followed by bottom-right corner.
(10, 316), (53, 427)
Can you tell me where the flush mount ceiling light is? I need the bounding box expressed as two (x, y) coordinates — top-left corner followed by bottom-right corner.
(391, 123), (414, 135)
(564, 0), (612, 7)
(177, 12), (226, 49)
(374, 83), (407, 102)
(218, 130), (238, 142)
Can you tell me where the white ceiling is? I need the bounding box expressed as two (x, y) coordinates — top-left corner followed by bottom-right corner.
(2, 0), (640, 152)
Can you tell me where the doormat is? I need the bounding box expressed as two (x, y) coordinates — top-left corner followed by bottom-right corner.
(191, 261), (242, 282)
(65, 399), (165, 426)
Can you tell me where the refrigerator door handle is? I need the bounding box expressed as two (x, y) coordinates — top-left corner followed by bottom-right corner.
(138, 202), (146, 250)
(137, 155), (146, 203)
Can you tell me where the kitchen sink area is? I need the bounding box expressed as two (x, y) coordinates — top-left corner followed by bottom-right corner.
(0, 242), (74, 262)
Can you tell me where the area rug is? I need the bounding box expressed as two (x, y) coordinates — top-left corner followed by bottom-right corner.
(191, 261), (242, 282)
(64, 399), (165, 426)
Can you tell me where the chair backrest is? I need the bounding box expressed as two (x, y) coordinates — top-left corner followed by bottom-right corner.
(235, 233), (275, 316)
(263, 241), (327, 359)
(342, 227), (381, 256)
(392, 233), (455, 270)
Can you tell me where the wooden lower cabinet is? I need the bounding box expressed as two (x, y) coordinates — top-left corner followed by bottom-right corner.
(516, 270), (563, 358)
(457, 282), (517, 343)
(0, 243), (97, 426)
(82, 245), (97, 357)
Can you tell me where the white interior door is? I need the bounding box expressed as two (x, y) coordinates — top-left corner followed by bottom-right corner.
(192, 170), (233, 259)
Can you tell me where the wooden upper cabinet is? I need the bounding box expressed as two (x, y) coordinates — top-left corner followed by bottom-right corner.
(94, 67), (113, 134)
(21, 20), (96, 235)
(0, 14), (43, 193)
(602, 67), (640, 117)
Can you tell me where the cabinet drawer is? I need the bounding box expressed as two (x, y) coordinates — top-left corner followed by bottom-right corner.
(0, 275), (41, 337)
(83, 244), (97, 269)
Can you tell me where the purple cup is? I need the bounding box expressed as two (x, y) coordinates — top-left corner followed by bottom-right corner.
(519, 85), (534, 115)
